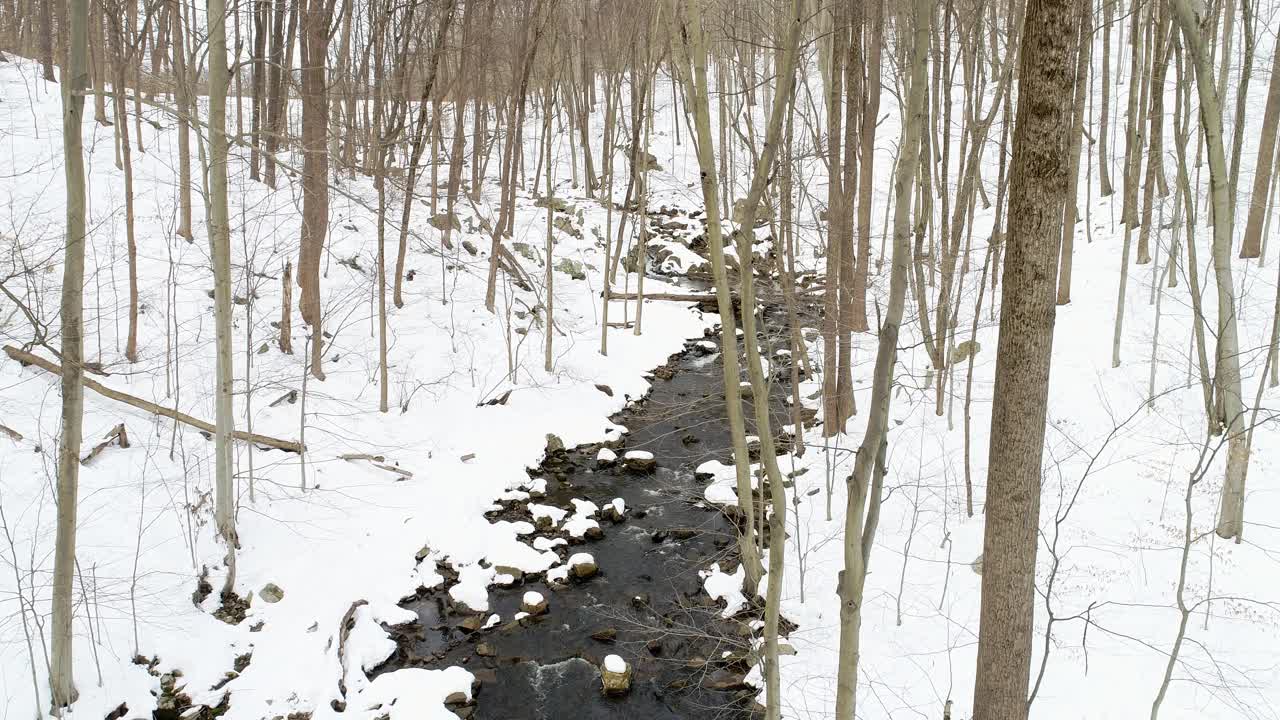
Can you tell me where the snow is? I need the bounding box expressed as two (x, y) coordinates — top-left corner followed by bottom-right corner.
(0, 56), (713, 720)
(2, 16), (1280, 719)
(623, 450), (654, 460)
(522, 591), (544, 606)
(603, 654), (627, 673)
(700, 563), (747, 617)
(596, 447), (617, 463)
(609, 497), (626, 514)
(568, 552), (595, 568)
(527, 502), (568, 526)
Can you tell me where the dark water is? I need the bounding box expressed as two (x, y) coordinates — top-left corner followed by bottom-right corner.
(372, 322), (797, 720)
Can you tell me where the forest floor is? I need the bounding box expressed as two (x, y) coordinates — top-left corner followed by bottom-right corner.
(3, 40), (1280, 720)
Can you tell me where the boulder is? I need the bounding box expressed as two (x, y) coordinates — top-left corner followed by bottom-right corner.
(600, 498), (626, 523)
(596, 448), (618, 468)
(622, 450), (656, 473)
(259, 583), (284, 604)
(554, 257), (587, 280)
(430, 212), (462, 233)
(521, 591), (548, 615)
(568, 552), (598, 579)
(600, 654), (632, 696)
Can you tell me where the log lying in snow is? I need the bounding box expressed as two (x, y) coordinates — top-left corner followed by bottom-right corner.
(606, 288), (822, 303)
(3, 345), (305, 453)
(338, 453), (414, 479)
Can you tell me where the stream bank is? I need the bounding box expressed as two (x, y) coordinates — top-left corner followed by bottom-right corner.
(372, 317), (799, 719)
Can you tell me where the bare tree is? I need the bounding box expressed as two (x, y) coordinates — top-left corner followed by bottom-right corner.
(207, 0), (238, 593)
(1169, 0), (1249, 540)
(972, 0), (1080, 718)
(50, 0), (90, 709)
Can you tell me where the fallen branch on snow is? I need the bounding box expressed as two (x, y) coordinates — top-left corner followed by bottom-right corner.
(3, 345), (304, 453)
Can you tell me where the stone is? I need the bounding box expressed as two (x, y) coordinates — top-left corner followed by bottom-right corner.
(600, 654), (632, 696)
(704, 670), (751, 692)
(596, 448), (618, 468)
(591, 627), (618, 643)
(534, 196), (573, 213)
(493, 565), (524, 582)
(513, 242), (541, 262)
(520, 591), (548, 615)
(444, 691), (469, 706)
(259, 583), (284, 603)
(554, 257), (587, 280)
(456, 615), (486, 633)
(462, 240), (478, 256)
(475, 642), (496, 657)
(430, 212), (462, 233)
(568, 552), (597, 579)
(600, 498), (626, 523)
(670, 527), (697, 540)
(952, 339), (982, 363)
(545, 433), (566, 454)
(622, 450), (656, 473)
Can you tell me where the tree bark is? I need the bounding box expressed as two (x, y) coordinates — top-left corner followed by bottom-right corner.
(832, 0), (930, 717)
(207, 0), (238, 594)
(298, 0), (330, 380)
(1170, 0), (1249, 540)
(972, 1), (1080, 718)
(50, 0), (89, 708)
(1239, 5), (1280, 259)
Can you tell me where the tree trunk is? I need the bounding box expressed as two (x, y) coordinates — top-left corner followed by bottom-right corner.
(832, 0), (930, 717)
(207, 0), (238, 594)
(298, 0), (329, 380)
(1240, 4), (1280, 259)
(170, 0), (192, 239)
(392, 0), (457, 309)
(50, 0), (89, 709)
(1170, 0), (1249, 540)
(1057, 1), (1091, 304)
(972, 1), (1079, 718)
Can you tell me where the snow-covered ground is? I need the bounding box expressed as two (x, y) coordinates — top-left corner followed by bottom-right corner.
(0, 57), (715, 720)
(3, 18), (1280, 720)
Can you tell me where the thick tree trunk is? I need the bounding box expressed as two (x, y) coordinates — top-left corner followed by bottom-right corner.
(972, 1), (1080, 718)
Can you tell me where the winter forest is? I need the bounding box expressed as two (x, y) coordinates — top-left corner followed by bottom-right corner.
(1, 0), (1279, 717)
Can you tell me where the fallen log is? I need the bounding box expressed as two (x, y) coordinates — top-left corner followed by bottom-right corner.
(606, 288), (823, 303)
(3, 345), (305, 453)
